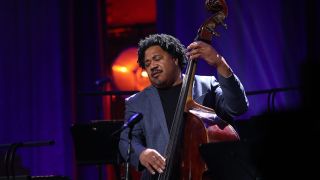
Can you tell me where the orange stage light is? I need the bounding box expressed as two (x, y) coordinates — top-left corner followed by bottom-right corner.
(112, 47), (150, 91)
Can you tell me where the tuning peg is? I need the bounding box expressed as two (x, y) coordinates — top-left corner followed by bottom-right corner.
(222, 22), (228, 29)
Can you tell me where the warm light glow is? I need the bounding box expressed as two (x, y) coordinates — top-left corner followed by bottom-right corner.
(112, 65), (128, 73)
(112, 47), (151, 91)
(141, 70), (148, 78)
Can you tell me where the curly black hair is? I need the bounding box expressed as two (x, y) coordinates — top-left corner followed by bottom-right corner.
(137, 34), (187, 70)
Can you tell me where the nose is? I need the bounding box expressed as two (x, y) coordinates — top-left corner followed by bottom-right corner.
(149, 60), (158, 70)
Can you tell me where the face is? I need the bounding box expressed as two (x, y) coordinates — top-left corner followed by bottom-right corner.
(144, 45), (182, 88)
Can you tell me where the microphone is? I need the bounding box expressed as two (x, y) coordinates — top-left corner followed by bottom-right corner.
(122, 113), (143, 130)
(111, 113), (143, 137)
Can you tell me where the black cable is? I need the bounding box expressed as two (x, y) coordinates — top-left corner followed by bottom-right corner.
(8, 143), (22, 180)
(4, 144), (14, 180)
(271, 92), (277, 112)
(267, 92), (272, 113)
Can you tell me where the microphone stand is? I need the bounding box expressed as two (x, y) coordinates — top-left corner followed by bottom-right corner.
(111, 113), (142, 180)
(125, 127), (133, 180)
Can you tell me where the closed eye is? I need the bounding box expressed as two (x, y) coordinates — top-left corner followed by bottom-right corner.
(153, 55), (162, 61)
(145, 60), (151, 68)
(144, 55), (162, 68)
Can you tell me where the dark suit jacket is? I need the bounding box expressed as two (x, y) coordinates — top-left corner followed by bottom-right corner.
(118, 74), (248, 179)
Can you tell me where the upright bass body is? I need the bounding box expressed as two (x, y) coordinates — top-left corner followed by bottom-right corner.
(180, 0), (239, 178)
(158, 0), (240, 179)
(180, 101), (240, 180)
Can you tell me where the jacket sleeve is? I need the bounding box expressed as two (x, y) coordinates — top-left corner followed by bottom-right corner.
(197, 73), (249, 121)
(118, 97), (146, 170)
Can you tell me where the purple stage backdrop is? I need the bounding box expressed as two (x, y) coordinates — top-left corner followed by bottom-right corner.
(0, 0), (319, 179)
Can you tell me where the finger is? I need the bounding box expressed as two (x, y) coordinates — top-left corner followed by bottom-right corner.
(157, 155), (166, 167)
(189, 54), (201, 60)
(152, 164), (163, 174)
(187, 41), (200, 50)
(148, 157), (163, 174)
(153, 155), (166, 170)
(144, 162), (156, 175)
(187, 49), (201, 59)
(187, 46), (200, 54)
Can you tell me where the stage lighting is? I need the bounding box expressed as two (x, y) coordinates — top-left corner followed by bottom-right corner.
(111, 47), (150, 91)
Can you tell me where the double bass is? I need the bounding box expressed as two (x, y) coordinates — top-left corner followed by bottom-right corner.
(158, 0), (240, 179)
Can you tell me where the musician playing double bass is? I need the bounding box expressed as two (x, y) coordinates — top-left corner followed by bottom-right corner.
(118, 33), (249, 179)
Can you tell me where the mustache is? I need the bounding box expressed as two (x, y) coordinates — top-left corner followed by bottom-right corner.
(151, 68), (162, 76)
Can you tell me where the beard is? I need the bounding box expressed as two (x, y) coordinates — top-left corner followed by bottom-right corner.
(150, 77), (166, 88)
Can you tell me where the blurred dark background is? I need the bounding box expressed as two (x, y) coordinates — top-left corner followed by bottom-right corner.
(0, 0), (319, 179)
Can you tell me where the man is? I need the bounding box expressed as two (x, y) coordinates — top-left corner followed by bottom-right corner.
(118, 33), (249, 179)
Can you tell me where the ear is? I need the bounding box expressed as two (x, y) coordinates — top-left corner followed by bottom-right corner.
(173, 58), (179, 66)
